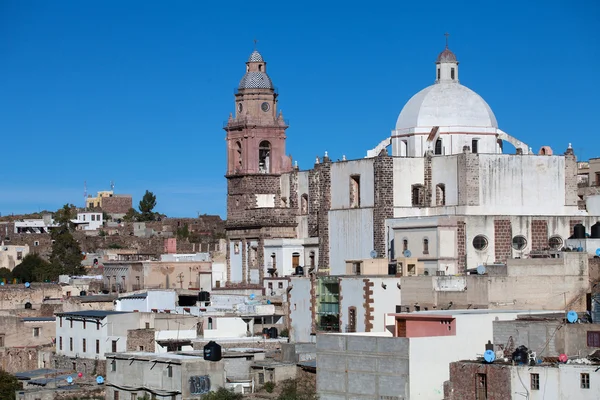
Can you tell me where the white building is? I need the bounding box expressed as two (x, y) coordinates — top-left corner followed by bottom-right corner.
(14, 215), (59, 234)
(70, 212), (103, 231)
(224, 46), (599, 285)
(315, 310), (550, 400)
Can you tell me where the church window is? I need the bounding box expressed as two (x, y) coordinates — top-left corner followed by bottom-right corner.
(471, 139), (479, 154)
(411, 184), (424, 207)
(258, 64), (263, 71)
(437, 68), (440, 80)
(301, 194), (308, 215)
(548, 236), (563, 250)
(259, 141), (271, 173)
(472, 235), (488, 251)
(403, 239), (408, 252)
(309, 251), (315, 267)
(423, 238), (429, 255)
(435, 139), (443, 155)
(595, 172), (600, 186)
(436, 184), (446, 206)
(451, 68), (455, 80)
(350, 175), (361, 208)
(512, 235), (527, 251)
(401, 140), (408, 156)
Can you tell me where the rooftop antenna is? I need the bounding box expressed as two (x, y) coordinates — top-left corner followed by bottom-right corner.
(110, 181), (115, 191)
(253, 38), (258, 50)
(444, 32), (450, 49)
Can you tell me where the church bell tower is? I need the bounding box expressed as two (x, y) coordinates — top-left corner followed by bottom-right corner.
(224, 49), (295, 285)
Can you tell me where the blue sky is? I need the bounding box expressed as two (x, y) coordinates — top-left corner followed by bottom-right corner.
(1, 1), (598, 217)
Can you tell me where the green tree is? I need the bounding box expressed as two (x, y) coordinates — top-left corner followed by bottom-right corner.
(0, 267), (11, 282)
(138, 190), (157, 221)
(176, 223), (189, 239)
(0, 368), (22, 400)
(34, 262), (63, 282)
(53, 204), (77, 230)
(203, 388), (243, 400)
(50, 230), (85, 276)
(11, 254), (47, 282)
(122, 208), (140, 222)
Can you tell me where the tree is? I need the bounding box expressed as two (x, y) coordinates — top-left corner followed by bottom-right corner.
(138, 190), (157, 222)
(11, 254), (47, 282)
(122, 208), (139, 222)
(50, 230), (85, 276)
(203, 388), (243, 400)
(53, 204), (76, 230)
(0, 267), (11, 282)
(0, 369), (22, 400)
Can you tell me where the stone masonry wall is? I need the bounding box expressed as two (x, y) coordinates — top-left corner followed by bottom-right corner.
(494, 219), (512, 263)
(423, 152), (433, 207)
(564, 148), (578, 206)
(126, 328), (155, 352)
(457, 150), (480, 206)
(373, 151), (394, 260)
(457, 221), (466, 273)
(101, 196), (132, 214)
(317, 159), (331, 270)
(444, 362), (511, 400)
(362, 279), (374, 332)
(308, 167), (320, 238)
(531, 220), (549, 251)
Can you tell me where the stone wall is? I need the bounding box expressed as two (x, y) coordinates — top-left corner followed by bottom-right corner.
(565, 148), (578, 206)
(317, 159), (331, 270)
(51, 353), (105, 376)
(444, 361), (511, 400)
(531, 219), (549, 251)
(373, 151), (394, 260)
(101, 196), (132, 214)
(493, 219), (512, 263)
(0, 283), (63, 309)
(457, 150), (480, 206)
(126, 328), (155, 352)
(0, 345), (48, 373)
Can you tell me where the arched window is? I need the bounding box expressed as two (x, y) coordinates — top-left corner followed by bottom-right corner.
(423, 238), (429, 255)
(436, 184), (446, 206)
(350, 175), (361, 208)
(301, 194), (308, 215)
(437, 68), (440, 80)
(435, 139), (443, 155)
(451, 68), (455, 80)
(411, 184), (424, 207)
(259, 141), (271, 173)
(403, 239), (408, 252)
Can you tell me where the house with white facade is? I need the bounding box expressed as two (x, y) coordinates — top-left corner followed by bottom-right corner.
(0, 243), (29, 271)
(70, 212), (103, 231)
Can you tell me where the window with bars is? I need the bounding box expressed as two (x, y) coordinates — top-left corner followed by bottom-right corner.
(530, 373), (539, 390)
(581, 373), (590, 389)
(476, 373), (487, 400)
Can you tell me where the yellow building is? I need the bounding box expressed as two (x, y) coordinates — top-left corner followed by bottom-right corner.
(86, 191), (115, 209)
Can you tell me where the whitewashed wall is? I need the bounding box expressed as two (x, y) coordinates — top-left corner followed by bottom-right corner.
(330, 159), (375, 209)
(328, 209), (374, 275)
(289, 277), (313, 343)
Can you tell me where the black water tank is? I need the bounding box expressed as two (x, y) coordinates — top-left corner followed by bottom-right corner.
(79, 291), (87, 296)
(24, 302), (32, 309)
(592, 222), (600, 239)
(198, 291), (210, 302)
(268, 327), (278, 339)
(388, 263), (397, 275)
(512, 345), (529, 365)
(295, 266), (304, 276)
(573, 224), (586, 239)
(203, 341), (222, 361)
(262, 328), (270, 337)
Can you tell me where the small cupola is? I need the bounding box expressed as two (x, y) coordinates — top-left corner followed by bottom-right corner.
(435, 34), (459, 83)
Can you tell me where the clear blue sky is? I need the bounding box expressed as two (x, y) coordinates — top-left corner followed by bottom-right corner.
(1, 1), (598, 217)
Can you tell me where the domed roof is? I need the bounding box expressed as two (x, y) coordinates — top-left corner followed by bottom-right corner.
(248, 50), (264, 62)
(239, 72), (273, 89)
(436, 48), (457, 63)
(395, 82), (498, 130)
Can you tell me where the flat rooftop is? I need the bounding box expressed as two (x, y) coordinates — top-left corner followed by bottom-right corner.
(55, 310), (129, 318)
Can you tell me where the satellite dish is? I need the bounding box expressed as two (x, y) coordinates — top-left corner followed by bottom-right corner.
(566, 310), (578, 323)
(476, 265), (486, 275)
(249, 294), (255, 300)
(24, 282), (30, 288)
(266, 300), (271, 305)
(66, 376), (73, 384)
(96, 376), (104, 384)
(370, 250), (378, 258)
(596, 248), (600, 256)
(558, 353), (568, 363)
(403, 250), (412, 258)
(483, 350), (496, 363)
(0, 282), (4, 286)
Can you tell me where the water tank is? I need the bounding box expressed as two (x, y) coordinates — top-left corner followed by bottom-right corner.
(295, 266), (304, 276)
(203, 341), (222, 362)
(511, 345), (529, 365)
(79, 291), (87, 296)
(24, 302), (32, 309)
(573, 224), (586, 239)
(591, 222), (600, 239)
(268, 327), (278, 339)
(388, 263), (397, 275)
(198, 291), (210, 303)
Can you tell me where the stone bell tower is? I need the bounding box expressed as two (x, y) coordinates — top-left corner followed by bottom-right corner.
(224, 49), (295, 285)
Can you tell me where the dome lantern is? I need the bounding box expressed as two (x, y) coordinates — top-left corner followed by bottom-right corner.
(435, 33), (459, 83)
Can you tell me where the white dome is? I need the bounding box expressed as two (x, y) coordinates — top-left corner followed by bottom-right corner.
(395, 82), (498, 130)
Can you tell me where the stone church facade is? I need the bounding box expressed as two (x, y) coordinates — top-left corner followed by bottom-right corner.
(224, 46), (598, 285)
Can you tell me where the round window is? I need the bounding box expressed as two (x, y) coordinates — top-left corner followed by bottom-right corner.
(472, 235), (488, 251)
(512, 235), (527, 251)
(548, 236), (563, 250)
